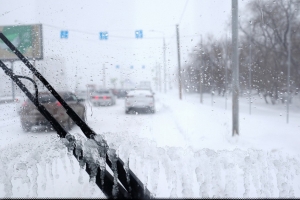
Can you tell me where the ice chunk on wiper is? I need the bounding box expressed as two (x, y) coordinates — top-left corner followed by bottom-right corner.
(72, 133), (86, 164)
(63, 133), (76, 152)
(93, 134), (109, 159)
(63, 133), (109, 183)
(82, 134), (109, 182)
(108, 148), (119, 198)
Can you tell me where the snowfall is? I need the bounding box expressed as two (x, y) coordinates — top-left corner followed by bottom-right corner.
(0, 90), (300, 198)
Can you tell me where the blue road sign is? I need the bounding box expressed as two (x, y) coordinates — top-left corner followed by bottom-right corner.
(60, 30), (68, 39)
(142, 65), (145, 69)
(135, 30), (143, 39)
(100, 32), (108, 40)
(116, 65), (120, 69)
(130, 65), (134, 69)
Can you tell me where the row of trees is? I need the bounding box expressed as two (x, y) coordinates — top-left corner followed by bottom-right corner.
(183, 0), (300, 104)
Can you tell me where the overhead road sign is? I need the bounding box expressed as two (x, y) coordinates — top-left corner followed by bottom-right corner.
(135, 30), (143, 39)
(0, 24), (43, 61)
(100, 32), (108, 40)
(60, 30), (68, 39)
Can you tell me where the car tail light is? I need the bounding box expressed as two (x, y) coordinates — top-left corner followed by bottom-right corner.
(103, 96), (111, 99)
(93, 96), (99, 99)
(56, 101), (62, 106)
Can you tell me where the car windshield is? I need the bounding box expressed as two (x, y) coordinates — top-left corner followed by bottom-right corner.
(36, 95), (57, 104)
(1, 0), (300, 198)
(127, 90), (152, 96)
(77, 91), (86, 94)
(97, 90), (110, 94)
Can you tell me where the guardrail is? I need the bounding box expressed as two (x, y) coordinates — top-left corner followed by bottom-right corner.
(0, 99), (14, 104)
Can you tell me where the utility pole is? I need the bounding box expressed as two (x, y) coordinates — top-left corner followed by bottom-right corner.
(287, 2), (292, 124)
(155, 62), (160, 91)
(232, 0), (239, 136)
(103, 63), (106, 88)
(211, 59), (214, 107)
(176, 24), (182, 100)
(10, 61), (15, 100)
(163, 37), (167, 93)
(75, 65), (78, 93)
(249, 24), (252, 115)
(168, 52), (172, 90)
(149, 30), (167, 93)
(157, 63), (162, 92)
(200, 35), (203, 104)
(225, 34), (228, 110)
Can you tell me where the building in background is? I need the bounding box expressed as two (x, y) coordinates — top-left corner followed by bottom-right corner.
(138, 81), (152, 90)
(36, 55), (68, 92)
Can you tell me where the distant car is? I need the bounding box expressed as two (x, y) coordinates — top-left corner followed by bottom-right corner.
(14, 95), (27, 114)
(118, 89), (128, 98)
(125, 89), (155, 114)
(19, 91), (86, 132)
(75, 90), (89, 101)
(90, 89), (116, 106)
(112, 89), (127, 98)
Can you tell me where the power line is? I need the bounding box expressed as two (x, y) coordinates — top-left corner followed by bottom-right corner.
(43, 23), (201, 40)
(44, 24), (163, 40)
(74, 35), (164, 49)
(178, 0), (190, 25)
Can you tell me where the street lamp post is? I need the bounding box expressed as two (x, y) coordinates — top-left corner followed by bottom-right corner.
(176, 24), (182, 100)
(190, 51), (203, 104)
(232, 0), (239, 136)
(200, 35), (203, 104)
(150, 30), (167, 93)
(163, 37), (166, 93)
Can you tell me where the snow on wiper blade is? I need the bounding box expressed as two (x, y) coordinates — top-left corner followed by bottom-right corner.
(0, 32), (152, 199)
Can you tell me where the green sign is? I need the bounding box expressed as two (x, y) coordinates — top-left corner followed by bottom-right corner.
(0, 24), (43, 61)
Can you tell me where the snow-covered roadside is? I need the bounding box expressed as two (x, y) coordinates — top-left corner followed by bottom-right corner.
(0, 91), (299, 198)
(97, 92), (300, 197)
(0, 134), (106, 198)
(157, 91), (300, 155)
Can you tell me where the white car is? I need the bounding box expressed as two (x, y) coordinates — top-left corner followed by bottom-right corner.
(90, 89), (116, 106)
(125, 89), (155, 114)
(75, 90), (89, 101)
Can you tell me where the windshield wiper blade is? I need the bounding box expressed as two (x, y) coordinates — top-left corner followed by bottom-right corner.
(0, 61), (67, 137)
(0, 59), (130, 199)
(0, 32), (152, 199)
(0, 32), (96, 139)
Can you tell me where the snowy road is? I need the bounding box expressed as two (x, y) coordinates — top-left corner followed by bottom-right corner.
(0, 92), (300, 198)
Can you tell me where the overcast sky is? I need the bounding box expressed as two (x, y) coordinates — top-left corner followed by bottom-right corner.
(0, 0), (250, 90)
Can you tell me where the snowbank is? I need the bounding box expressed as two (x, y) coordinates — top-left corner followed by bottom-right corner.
(0, 91), (300, 198)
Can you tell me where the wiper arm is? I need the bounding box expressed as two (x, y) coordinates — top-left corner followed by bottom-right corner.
(0, 32), (96, 139)
(15, 75), (39, 101)
(0, 61), (67, 137)
(0, 32), (152, 199)
(0, 60), (129, 198)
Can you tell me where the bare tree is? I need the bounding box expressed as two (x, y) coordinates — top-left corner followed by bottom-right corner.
(239, 0), (300, 104)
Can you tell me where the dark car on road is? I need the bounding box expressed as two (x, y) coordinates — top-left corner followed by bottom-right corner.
(75, 89), (90, 101)
(111, 88), (127, 98)
(19, 91), (86, 132)
(90, 89), (116, 106)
